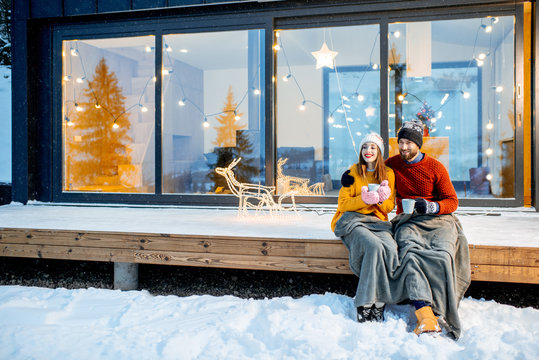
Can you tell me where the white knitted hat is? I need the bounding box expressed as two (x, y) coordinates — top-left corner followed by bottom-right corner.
(359, 133), (384, 157)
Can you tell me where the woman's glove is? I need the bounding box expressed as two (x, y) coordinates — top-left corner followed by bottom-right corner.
(341, 170), (354, 187)
(377, 180), (391, 202)
(361, 186), (380, 204)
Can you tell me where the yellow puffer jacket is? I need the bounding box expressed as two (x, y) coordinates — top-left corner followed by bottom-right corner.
(331, 164), (396, 232)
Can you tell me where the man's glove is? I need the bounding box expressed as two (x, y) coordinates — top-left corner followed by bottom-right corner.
(414, 198), (438, 214)
(361, 186), (380, 204)
(341, 170), (354, 187)
(377, 180), (391, 203)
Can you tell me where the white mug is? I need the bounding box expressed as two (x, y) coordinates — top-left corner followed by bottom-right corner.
(402, 198), (415, 214)
(368, 183), (380, 192)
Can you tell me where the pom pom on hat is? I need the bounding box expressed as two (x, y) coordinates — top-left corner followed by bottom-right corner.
(397, 119), (424, 148)
(359, 133), (384, 157)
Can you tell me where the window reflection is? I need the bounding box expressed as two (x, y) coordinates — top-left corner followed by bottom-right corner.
(62, 36), (156, 193)
(276, 25), (380, 195)
(388, 17), (514, 198)
(162, 30), (265, 194)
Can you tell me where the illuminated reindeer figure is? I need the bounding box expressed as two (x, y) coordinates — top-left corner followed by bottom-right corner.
(215, 158), (297, 216)
(276, 157), (325, 196)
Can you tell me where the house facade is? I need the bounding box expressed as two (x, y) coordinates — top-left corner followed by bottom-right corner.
(11, 0), (538, 209)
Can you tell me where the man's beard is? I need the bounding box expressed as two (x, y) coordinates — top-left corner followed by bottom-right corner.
(399, 147), (419, 161)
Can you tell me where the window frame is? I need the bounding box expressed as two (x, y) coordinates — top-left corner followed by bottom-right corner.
(50, 3), (526, 207)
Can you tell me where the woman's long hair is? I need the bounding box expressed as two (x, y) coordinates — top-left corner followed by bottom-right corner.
(356, 144), (387, 184)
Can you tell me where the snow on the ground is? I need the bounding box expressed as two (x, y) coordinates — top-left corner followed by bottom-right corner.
(0, 202), (538, 247)
(0, 285), (537, 360)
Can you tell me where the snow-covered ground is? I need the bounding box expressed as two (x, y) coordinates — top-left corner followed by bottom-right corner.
(0, 65), (11, 183)
(0, 203), (537, 358)
(0, 285), (537, 359)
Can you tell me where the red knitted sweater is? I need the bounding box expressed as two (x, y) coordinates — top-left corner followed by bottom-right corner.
(385, 153), (458, 214)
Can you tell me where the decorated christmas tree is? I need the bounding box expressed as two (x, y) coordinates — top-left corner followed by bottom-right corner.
(207, 87), (259, 191)
(212, 85), (246, 148)
(66, 57), (132, 189)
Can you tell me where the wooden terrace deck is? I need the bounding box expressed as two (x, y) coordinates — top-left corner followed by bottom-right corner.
(0, 205), (537, 285)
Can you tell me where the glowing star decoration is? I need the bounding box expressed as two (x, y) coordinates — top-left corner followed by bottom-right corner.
(215, 158), (298, 216)
(311, 42), (338, 69)
(364, 106), (376, 117)
(276, 158), (325, 196)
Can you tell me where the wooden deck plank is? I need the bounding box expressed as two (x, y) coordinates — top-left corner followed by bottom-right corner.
(1, 227), (538, 283)
(0, 244), (351, 274)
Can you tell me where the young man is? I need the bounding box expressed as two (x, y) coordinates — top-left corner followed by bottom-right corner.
(385, 119), (471, 339)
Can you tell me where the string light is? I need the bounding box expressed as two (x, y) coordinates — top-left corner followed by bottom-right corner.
(70, 49), (78, 56)
(75, 103), (84, 112)
(462, 91), (470, 99)
(145, 46), (152, 53)
(253, 89), (261, 95)
(112, 123), (119, 129)
(63, 75), (71, 81)
(94, 103), (101, 109)
(76, 77), (85, 83)
(178, 99), (186, 107)
(273, 44), (281, 51)
(356, 94), (364, 102)
(485, 148), (493, 156)
(495, 86), (503, 93)
(282, 74), (291, 82)
(328, 116), (335, 124)
(393, 31), (401, 38)
(203, 118), (210, 128)
(486, 173), (493, 181)
(299, 101), (306, 111)
(486, 122), (494, 130)
(234, 111), (241, 121)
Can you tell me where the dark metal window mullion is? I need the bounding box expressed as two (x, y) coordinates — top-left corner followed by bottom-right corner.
(379, 19), (389, 158)
(265, 19), (275, 188)
(155, 32), (163, 195)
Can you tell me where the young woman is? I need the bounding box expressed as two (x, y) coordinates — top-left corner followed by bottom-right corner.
(331, 133), (397, 322)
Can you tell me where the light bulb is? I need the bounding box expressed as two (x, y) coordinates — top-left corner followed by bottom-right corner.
(462, 91), (470, 99)
(63, 75), (71, 81)
(234, 114), (241, 121)
(76, 77), (84, 83)
(486, 173), (493, 181)
(282, 74), (291, 82)
(253, 89), (261, 95)
(485, 25), (492, 33)
(165, 44), (172, 52)
(203, 119), (210, 128)
(486, 122), (494, 130)
(152, 76), (157, 82)
(328, 116), (335, 124)
(496, 86), (503, 93)
(145, 46), (152, 53)
(162, 69), (170, 75)
(476, 59), (484, 66)
(393, 30), (401, 38)
(273, 44), (281, 51)
(70, 49), (78, 56)
(178, 99), (185, 106)
(440, 93), (449, 105)
(67, 121), (74, 127)
(141, 105), (148, 112)
(397, 94), (405, 102)
(478, 53), (487, 60)
(299, 102), (306, 111)
(372, 63), (379, 70)
(95, 103), (101, 109)
(75, 104), (83, 112)
(275, 31), (280, 38)
(112, 123), (119, 129)
(357, 94), (365, 102)
(485, 148), (493, 156)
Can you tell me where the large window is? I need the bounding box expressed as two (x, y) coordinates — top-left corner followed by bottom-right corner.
(162, 30), (265, 194)
(276, 25), (380, 196)
(62, 36), (156, 193)
(56, 8), (524, 206)
(388, 16), (515, 199)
